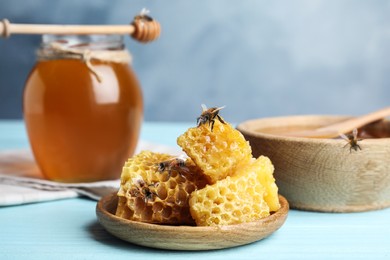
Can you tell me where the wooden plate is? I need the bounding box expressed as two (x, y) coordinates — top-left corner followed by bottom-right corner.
(96, 193), (289, 250)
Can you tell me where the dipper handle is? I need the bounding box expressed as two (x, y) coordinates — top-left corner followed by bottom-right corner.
(0, 11), (160, 43)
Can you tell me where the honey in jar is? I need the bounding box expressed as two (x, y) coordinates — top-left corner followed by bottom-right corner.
(23, 35), (143, 182)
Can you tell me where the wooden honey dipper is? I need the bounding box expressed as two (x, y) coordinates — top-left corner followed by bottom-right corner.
(284, 106), (390, 138)
(0, 9), (160, 43)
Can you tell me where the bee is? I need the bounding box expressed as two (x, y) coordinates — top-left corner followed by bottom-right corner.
(129, 176), (159, 203)
(197, 104), (226, 131)
(340, 128), (363, 153)
(134, 8), (153, 21)
(157, 155), (189, 177)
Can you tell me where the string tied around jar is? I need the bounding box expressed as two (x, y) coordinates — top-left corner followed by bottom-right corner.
(36, 41), (132, 83)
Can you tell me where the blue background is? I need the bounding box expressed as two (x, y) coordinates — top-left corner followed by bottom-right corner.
(1, 0), (389, 122)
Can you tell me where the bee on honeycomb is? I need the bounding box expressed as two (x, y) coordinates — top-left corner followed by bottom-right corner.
(115, 151), (208, 225)
(128, 176), (159, 203)
(156, 155), (189, 177)
(196, 104), (226, 131)
(177, 116), (252, 184)
(189, 156), (280, 226)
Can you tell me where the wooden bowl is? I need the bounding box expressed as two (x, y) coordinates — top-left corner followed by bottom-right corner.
(96, 193), (289, 250)
(237, 115), (390, 212)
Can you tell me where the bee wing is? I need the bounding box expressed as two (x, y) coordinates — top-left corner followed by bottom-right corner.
(215, 105), (226, 111)
(132, 176), (144, 185)
(181, 166), (191, 174)
(176, 154), (188, 160)
(201, 104), (208, 112)
(139, 8), (150, 16)
(339, 133), (349, 141)
(352, 128), (358, 138)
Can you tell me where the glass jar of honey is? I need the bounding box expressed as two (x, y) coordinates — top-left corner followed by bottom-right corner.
(23, 34), (143, 182)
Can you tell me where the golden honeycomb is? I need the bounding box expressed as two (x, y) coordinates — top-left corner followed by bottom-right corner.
(115, 151), (208, 225)
(255, 156), (280, 212)
(189, 156), (279, 226)
(177, 118), (252, 184)
(115, 106), (281, 227)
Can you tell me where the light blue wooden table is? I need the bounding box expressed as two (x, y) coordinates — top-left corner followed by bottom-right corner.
(0, 120), (389, 259)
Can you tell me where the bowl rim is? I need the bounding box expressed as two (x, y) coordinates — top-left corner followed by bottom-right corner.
(237, 114), (390, 143)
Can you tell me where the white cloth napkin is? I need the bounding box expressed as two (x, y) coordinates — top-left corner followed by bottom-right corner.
(0, 141), (182, 206)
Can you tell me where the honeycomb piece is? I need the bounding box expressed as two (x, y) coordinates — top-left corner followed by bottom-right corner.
(189, 156), (279, 226)
(255, 156), (280, 212)
(116, 151), (208, 225)
(177, 118), (252, 183)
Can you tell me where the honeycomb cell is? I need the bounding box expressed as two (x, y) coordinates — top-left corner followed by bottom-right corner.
(116, 151), (208, 225)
